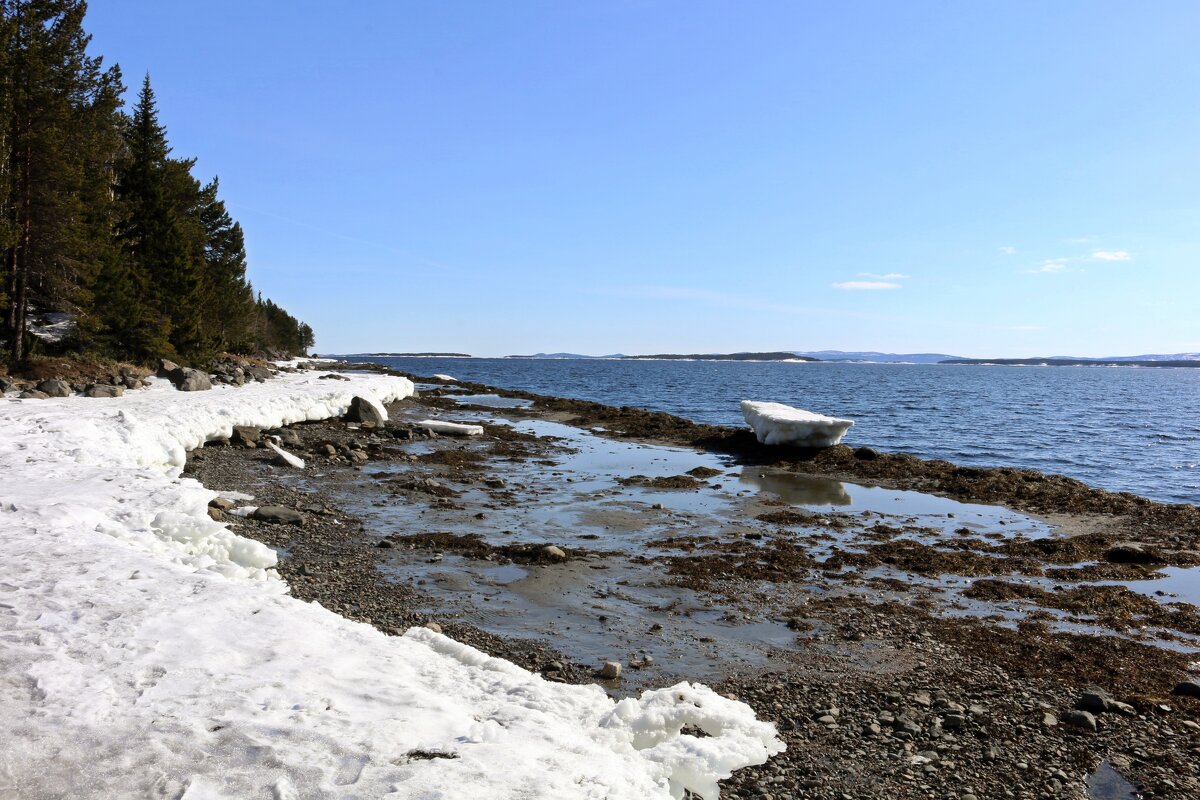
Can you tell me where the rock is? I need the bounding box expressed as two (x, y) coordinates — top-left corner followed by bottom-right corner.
(853, 446), (879, 460)
(244, 365), (273, 382)
(166, 367), (212, 392)
(541, 545), (567, 560)
(1105, 542), (1159, 564)
(483, 477), (507, 489)
(1076, 690), (1136, 716)
(251, 506), (303, 525)
(424, 621), (443, 634)
(0, 376), (13, 393)
(1041, 712), (1058, 727)
(36, 379), (72, 397)
(1172, 680), (1200, 698)
(599, 661), (622, 679)
(270, 429), (302, 447)
(208, 497), (235, 511)
(206, 507), (224, 521)
(343, 396), (384, 425)
(1061, 710), (1097, 732)
(156, 358), (180, 377)
(231, 426), (262, 446)
(19, 390), (49, 399)
(84, 384), (124, 398)
(376, 539), (394, 549)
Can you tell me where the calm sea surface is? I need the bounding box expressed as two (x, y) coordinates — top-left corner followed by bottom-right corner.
(347, 357), (1200, 506)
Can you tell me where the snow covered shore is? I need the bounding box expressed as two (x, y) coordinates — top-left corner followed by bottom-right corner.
(0, 371), (781, 798)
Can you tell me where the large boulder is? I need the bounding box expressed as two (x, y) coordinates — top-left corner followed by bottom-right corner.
(156, 358), (180, 377)
(343, 396), (385, 425)
(84, 384), (124, 398)
(231, 426), (262, 446)
(251, 506), (304, 525)
(0, 376), (13, 393)
(36, 379), (72, 397)
(167, 367), (212, 392)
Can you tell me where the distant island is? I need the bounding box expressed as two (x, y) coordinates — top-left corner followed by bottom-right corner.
(942, 357), (1200, 368)
(363, 352), (474, 358)
(621, 351), (818, 362)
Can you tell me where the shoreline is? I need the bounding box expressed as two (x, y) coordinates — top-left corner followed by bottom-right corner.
(189, 362), (1199, 797)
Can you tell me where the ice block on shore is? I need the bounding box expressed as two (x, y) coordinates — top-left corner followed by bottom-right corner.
(418, 419), (484, 436)
(741, 400), (854, 447)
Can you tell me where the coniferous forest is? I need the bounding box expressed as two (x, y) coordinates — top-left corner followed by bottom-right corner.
(1, 0), (314, 367)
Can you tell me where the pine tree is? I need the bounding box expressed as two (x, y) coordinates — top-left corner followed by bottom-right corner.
(113, 74), (215, 359)
(1, 0), (124, 364)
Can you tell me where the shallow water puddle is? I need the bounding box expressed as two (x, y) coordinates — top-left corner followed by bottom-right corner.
(379, 554), (797, 689)
(450, 394), (534, 409)
(1086, 761), (1141, 799)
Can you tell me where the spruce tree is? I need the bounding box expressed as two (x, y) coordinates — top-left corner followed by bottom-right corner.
(1, 0), (123, 363)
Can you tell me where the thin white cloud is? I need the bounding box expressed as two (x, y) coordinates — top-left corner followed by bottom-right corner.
(832, 280), (901, 290)
(857, 272), (909, 280)
(1026, 258), (1074, 274)
(1091, 250), (1132, 262)
(998, 246), (1017, 255)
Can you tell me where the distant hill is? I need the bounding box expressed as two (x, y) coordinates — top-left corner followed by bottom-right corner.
(795, 350), (962, 364)
(622, 351), (818, 362)
(1043, 353), (1200, 362)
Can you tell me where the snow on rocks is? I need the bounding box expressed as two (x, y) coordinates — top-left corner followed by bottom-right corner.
(432, 373), (457, 381)
(418, 418), (485, 436)
(741, 400), (854, 447)
(0, 369), (781, 798)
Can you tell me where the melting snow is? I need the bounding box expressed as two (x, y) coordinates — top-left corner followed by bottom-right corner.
(742, 400), (854, 447)
(0, 370), (781, 798)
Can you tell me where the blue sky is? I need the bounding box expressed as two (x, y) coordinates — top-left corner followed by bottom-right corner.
(85, 1), (1199, 357)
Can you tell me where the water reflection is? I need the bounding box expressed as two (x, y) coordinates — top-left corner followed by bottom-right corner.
(739, 469), (852, 505)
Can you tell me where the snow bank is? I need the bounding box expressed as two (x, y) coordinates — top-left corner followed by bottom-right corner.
(418, 418), (485, 436)
(742, 400), (854, 447)
(0, 371), (781, 798)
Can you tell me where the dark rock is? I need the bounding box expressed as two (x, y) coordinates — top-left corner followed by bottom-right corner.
(0, 376), (13, 393)
(1171, 680), (1200, 698)
(1105, 542), (1159, 564)
(84, 384), (124, 398)
(167, 367), (212, 392)
(231, 426), (262, 446)
(251, 506), (304, 525)
(1076, 690), (1136, 716)
(244, 365), (273, 382)
(1061, 710), (1097, 732)
(270, 429), (302, 447)
(854, 446), (879, 461)
(343, 396), (384, 425)
(36, 379), (72, 397)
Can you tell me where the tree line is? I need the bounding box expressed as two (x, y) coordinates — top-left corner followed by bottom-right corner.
(1, 0), (314, 366)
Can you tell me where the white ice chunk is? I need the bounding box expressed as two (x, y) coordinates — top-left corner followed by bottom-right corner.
(741, 400), (854, 447)
(418, 418), (484, 436)
(266, 440), (306, 469)
(432, 373), (457, 381)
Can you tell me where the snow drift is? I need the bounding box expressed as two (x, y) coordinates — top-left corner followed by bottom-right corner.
(742, 400), (854, 447)
(0, 370), (781, 798)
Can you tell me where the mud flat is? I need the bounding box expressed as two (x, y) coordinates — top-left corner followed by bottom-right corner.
(183, 365), (1200, 799)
